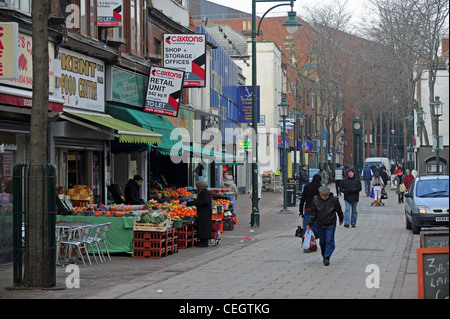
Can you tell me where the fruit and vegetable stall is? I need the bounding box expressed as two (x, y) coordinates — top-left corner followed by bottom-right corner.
(56, 186), (237, 258)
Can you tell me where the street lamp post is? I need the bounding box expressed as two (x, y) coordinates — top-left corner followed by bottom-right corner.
(279, 97), (290, 213)
(406, 110), (414, 171)
(431, 96), (443, 173)
(299, 113), (305, 167)
(251, 0), (301, 227)
(417, 106), (426, 146)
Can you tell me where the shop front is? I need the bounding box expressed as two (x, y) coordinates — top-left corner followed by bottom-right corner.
(50, 49), (161, 205)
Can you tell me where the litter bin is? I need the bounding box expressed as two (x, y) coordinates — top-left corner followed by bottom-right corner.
(286, 180), (296, 207)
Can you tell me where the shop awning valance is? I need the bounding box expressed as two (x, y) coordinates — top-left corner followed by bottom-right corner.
(60, 112), (162, 144)
(179, 145), (244, 165)
(105, 104), (180, 155)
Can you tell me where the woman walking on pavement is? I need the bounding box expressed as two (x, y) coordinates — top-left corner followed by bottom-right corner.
(371, 171), (384, 206)
(307, 186), (344, 266)
(394, 170), (406, 204)
(340, 168), (362, 227)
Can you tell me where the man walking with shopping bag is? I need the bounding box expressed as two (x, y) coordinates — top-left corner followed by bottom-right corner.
(307, 186), (344, 266)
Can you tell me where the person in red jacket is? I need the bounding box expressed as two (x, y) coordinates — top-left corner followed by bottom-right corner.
(404, 169), (414, 191)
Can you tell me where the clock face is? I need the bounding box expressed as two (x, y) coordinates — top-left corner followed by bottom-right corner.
(354, 122), (361, 130)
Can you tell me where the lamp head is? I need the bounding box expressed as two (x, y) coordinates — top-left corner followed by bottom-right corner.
(283, 10), (301, 34)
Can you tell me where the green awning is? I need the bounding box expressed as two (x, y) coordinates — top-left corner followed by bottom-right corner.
(60, 112), (162, 144)
(106, 104), (180, 155)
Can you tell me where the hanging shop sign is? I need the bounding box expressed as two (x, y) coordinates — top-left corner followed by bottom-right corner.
(0, 31), (55, 90)
(238, 86), (260, 124)
(144, 66), (184, 117)
(163, 34), (206, 88)
(0, 22), (19, 80)
(97, 0), (123, 27)
(53, 48), (105, 112)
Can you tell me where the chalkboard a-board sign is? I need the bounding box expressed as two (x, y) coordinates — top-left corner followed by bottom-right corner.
(417, 247), (449, 299)
(420, 230), (449, 248)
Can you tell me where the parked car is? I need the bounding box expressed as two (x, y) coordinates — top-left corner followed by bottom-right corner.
(404, 174), (449, 234)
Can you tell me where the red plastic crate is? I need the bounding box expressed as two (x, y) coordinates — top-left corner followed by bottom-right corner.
(133, 248), (165, 259)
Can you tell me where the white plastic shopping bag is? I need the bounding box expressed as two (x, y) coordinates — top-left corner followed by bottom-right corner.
(302, 229), (317, 251)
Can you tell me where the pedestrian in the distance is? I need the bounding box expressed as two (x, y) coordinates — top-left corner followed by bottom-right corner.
(371, 171), (384, 206)
(340, 168), (362, 228)
(299, 174), (322, 243)
(307, 186), (344, 266)
(404, 169), (414, 190)
(299, 164), (309, 193)
(319, 166), (328, 186)
(394, 170), (405, 204)
(334, 163), (344, 196)
(362, 163), (373, 196)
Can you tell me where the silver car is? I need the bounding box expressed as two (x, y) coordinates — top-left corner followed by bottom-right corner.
(404, 174), (449, 234)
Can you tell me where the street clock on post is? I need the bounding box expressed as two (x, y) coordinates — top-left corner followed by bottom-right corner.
(352, 118), (362, 133)
(352, 117), (363, 170)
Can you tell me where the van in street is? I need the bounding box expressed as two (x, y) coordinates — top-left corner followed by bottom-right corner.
(364, 157), (391, 176)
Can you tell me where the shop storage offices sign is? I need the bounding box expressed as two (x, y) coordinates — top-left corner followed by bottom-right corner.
(163, 34), (206, 87)
(145, 66), (184, 117)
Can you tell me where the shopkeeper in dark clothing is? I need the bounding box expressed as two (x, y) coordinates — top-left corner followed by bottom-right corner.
(188, 181), (212, 247)
(124, 175), (145, 205)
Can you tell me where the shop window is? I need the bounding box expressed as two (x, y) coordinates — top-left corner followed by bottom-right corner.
(129, 0), (142, 56)
(4, 0), (31, 14)
(70, 0), (97, 39)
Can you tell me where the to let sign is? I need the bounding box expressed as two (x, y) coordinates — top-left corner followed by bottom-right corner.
(144, 66), (184, 118)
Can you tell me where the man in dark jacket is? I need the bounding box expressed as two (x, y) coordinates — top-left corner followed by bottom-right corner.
(307, 186), (343, 266)
(299, 174), (322, 239)
(124, 175), (145, 205)
(340, 168), (362, 228)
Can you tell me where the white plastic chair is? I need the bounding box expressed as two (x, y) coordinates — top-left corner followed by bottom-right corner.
(60, 225), (92, 267)
(94, 223), (111, 262)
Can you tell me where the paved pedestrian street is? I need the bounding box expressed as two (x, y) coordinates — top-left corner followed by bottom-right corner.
(0, 185), (419, 301)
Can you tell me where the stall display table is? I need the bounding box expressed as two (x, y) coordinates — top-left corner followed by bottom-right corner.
(56, 215), (138, 253)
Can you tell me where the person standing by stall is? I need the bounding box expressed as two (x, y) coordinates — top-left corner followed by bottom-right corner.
(124, 175), (145, 205)
(188, 181), (212, 247)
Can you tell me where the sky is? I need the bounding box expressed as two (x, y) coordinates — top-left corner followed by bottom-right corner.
(207, 0), (371, 26)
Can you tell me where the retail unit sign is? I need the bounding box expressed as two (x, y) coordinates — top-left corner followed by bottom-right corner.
(163, 34), (206, 87)
(97, 1), (123, 27)
(145, 66), (184, 117)
(0, 22), (19, 80)
(0, 31), (55, 90)
(54, 48), (105, 112)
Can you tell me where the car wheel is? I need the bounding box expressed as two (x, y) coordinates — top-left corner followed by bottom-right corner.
(411, 216), (421, 234)
(405, 214), (412, 230)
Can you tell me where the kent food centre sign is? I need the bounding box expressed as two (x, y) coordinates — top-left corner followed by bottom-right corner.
(163, 34), (206, 88)
(145, 66), (184, 117)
